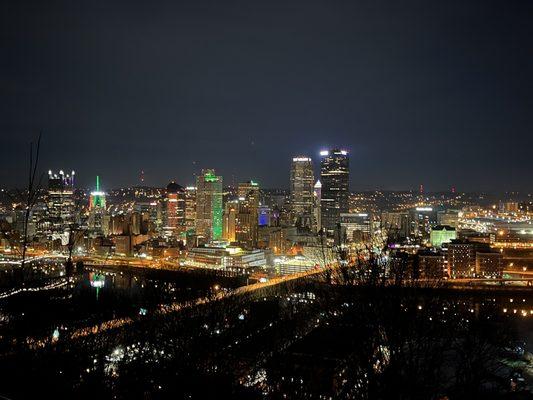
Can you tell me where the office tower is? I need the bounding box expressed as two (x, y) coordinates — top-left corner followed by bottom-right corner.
(89, 176), (106, 210)
(165, 181), (186, 234)
(258, 205), (271, 226)
(196, 169), (223, 242)
(223, 200), (238, 242)
(47, 170), (75, 234)
(409, 206), (438, 241)
(290, 157), (315, 228)
(338, 213), (371, 244)
(313, 180), (322, 232)
(320, 149), (349, 235)
(236, 180), (260, 248)
(447, 239), (476, 277)
(88, 176), (107, 235)
(381, 211), (409, 239)
(185, 186), (197, 231)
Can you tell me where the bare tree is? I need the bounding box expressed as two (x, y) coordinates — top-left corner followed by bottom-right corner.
(18, 132), (43, 278)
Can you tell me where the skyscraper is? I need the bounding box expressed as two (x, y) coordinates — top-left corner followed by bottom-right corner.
(47, 170), (75, 235)
(88, 176), (107, 235)
(320, 149), (349, 235)
(290, 157), (314, 228)
(195, 169), (223, 243)
(89, 176), (106, 210)
(314, 180), (322, 231)
(223, 200), (238, 242)
(165, 181), (186, 235)
(184, 186), (197, 231)
(236, 180), (260, 248)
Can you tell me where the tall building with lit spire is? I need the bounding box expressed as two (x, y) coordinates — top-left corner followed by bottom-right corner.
(89, 176), (106, 210)
(88, 176), (107, 235)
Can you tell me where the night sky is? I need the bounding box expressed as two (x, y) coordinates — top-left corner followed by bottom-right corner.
(1, 0), (532, 192)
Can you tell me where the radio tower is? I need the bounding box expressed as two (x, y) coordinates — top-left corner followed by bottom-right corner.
(140, 170), (145, 185)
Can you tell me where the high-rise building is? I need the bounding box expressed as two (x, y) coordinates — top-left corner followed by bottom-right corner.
(89, 176), (106, 210)
(184, 186), (197, 231)
(195, 169), (223, 242)
(290, 157), (314, 228)
(319, 149), (349, 235)
(223, 200), (238, 242)
(236, 180), (260, 248)
(338, 213), (371, 244)
(447, 239), (476, 277)
(314, 180), (322, 231)
(88, 176), (107, 235)
(47, 170), (75, 235)
(165, 181), (186, 235)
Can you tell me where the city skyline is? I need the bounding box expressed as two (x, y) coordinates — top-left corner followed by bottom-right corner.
(1, 0), (532, 192)
(1, 2), (533, 398)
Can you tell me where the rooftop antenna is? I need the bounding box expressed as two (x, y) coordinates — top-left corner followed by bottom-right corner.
(96, 175), (100, 191)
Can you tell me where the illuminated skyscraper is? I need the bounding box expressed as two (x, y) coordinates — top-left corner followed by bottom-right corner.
(88, 176), (107, 235)
(320, 149), (349, 235)
(290, 157), (314, 228)
(165, 181), (186, 235)
(89, 176), (106, 210)
(184, 186), (197, 231)
(223, 200), (238, 242)
(314, 180), (322, 231)
(236, 180), (260, 248)
(47, 170), (75, 235)
(196, 169), (223, 242)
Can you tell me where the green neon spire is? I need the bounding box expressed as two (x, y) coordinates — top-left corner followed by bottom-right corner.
(96, 175), (100, 191)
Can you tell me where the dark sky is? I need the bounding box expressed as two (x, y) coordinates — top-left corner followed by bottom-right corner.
(1, 0), (532, 192)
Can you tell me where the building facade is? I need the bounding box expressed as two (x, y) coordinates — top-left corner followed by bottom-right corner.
(195, 169), (223, 243)
(290, 157), (315, 228)
(320, 149), (349, 235)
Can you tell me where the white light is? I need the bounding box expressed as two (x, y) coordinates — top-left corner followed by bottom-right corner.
(320, 150), (329, 156)
(416, 207), (433, 212)
(293, 157), (311, 162)
(340, 150), (348, 155)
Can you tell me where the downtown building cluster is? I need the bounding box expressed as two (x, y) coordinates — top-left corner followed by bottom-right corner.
(0, 148), (532, 279)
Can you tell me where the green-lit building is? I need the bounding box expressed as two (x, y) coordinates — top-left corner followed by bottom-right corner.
(195, 169), (223, 243)
(430, 225), (456, 247)
(89, 176), (106, 210)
